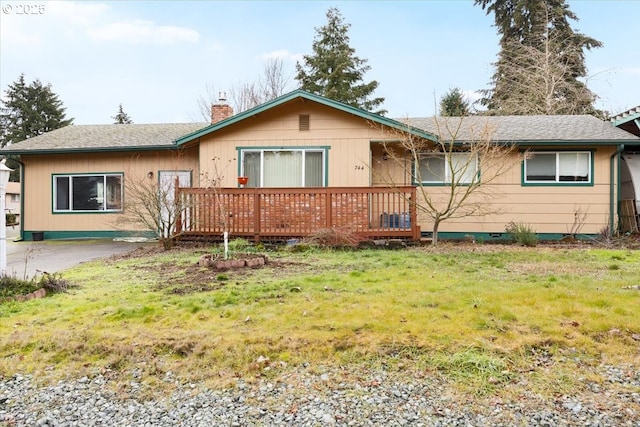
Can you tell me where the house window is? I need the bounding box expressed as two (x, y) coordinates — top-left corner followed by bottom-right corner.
(416, 153), (478, 185)
(53, 174), (123, 212)
(241, 149), (325, 187)
(9, 194), (19, 203)
(524, 151), (591, 184)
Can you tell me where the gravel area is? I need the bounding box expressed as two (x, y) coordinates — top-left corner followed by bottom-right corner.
(1, 364), (639, 426)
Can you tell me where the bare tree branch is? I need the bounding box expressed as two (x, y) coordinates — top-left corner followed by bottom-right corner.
(374, 118), (524, 245)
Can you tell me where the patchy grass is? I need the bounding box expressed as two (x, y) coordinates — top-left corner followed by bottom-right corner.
(1, 244), (640, 397)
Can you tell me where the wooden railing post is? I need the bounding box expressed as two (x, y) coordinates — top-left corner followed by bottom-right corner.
(325, 188), (332, 229)
(253, 188), (261, 242)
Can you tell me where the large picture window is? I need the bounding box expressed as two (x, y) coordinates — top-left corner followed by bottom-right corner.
(416, 153), (478, 185)
(241, 149), (325, 187)
(53, 174), (123, 212)
(524, 151), (591, 184)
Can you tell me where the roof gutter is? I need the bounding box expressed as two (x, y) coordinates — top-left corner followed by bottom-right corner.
(0, 145), (182, 156)
(610, 144), (624, 235)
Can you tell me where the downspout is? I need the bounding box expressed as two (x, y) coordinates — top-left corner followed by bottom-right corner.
(610, 145), (624, 235)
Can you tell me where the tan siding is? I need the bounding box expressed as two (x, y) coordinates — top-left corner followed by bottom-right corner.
(411, 147), (617, 235)
(198, 101), (392, 188)
(22, 149), (198, 232)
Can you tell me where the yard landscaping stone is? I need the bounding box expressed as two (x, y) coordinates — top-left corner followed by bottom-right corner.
(1, 363), (639, 426)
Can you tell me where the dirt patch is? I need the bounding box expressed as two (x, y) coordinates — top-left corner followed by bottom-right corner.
(112, 248), (317, 295)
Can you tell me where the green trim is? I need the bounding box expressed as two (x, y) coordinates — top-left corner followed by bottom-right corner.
(411, 153), (479, 186)
(611, 111), (640, 127)
(175, 89), (439, 145)
(237, 146), (330, 187)
(236, 145), (331, 150)
(521, 150), (594, 187)
(611, 145), (624, 234)
(426, 231), (596, 242)
(52, 172), (124, 214)
(2, 145), (182, 156)
(473, 139), (640, 147)
(23, 230), (156, 241)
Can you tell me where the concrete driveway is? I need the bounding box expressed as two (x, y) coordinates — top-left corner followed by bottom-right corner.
(4, 226), (155, 279)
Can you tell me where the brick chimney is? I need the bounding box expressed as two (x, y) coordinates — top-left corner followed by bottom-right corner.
(211, 92), (233, 124)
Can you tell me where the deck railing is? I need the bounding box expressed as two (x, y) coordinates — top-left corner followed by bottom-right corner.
(175, 186), (419, 241)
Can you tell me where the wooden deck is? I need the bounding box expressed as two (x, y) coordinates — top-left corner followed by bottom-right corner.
(174, 186), (420, 242)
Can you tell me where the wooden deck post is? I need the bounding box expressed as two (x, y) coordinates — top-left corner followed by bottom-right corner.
(253, 188), (261, 242)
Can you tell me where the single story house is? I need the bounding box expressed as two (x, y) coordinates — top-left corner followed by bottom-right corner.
(2, 89), (639, 242)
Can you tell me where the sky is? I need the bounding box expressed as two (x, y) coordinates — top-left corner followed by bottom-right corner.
(1, 0), (638, 125)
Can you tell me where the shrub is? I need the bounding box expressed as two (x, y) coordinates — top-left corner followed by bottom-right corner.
(505, 221), (538, 247)
(0, 274), (38, 299)
(302, 226), (362, 248)
(38, 272), (72, 293)
(5, 212), (16, 225)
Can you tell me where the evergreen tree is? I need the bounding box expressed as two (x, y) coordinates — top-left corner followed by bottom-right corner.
(0, 74), (73, 147)
(475, 0), (602, 115)
(296, 7), (386, 115)
(439, 88), (471, 116)
(112, 103), (133, 124)
(0, 74), (73, 180)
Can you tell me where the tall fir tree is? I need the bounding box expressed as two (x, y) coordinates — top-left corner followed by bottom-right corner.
(112, 103), (133, 124)
(439, 88), (472, 116)
(475, 0), (602, 115)
(0, 74), (73, 180)
(296, 7), (386, 115)
(0, 74), (73, 147)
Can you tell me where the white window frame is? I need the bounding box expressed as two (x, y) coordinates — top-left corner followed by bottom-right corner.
(53, 173), (123, 212)
(524, 151), (592, 184)
(240, 148), (326, 188)
(415, 152), (479, 185)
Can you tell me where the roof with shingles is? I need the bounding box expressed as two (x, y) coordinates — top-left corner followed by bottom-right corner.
(1, 90), (638, 155)
(1, 123), (207, 154)
(611, 106), (640, 126)
(404, 115), (640, 144)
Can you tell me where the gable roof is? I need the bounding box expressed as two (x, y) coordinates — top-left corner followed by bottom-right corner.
(1, 123), (207, 154)
(405, 115), (640, 145)
(610, 105), (640, 137)
(2, 92), (638, 156)
(175, 89), (439, 145)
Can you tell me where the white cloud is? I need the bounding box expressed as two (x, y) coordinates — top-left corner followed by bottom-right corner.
(260, 49), (303, 63)
(0, 1), (109, 46)
(47, 1), (110, 26)
(87, 20), (199, 45)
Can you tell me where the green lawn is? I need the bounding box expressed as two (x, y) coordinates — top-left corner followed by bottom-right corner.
(1, 243), (639, 396)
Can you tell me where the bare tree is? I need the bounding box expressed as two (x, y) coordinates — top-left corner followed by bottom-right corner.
(376, 118), (523, 245)
(259, 58), (292, 101)
(194, 83), (219, 122)
(229, 82), (262, 114)
(119, 155), (194, 250)
(196, 58), (293, 121)
(486, 37), (597, 116)
(479, 4), (601, 116)
(200, 156), (236, 259)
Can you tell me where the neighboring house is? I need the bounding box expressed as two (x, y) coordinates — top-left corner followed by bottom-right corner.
(611, 106), (640, 137)
(612, 106), (640, 231)
(2, 89), (639, 241)
(5, 181), (21, 224)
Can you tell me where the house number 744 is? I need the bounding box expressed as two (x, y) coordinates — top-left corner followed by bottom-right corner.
(354, 165), (365, 170)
